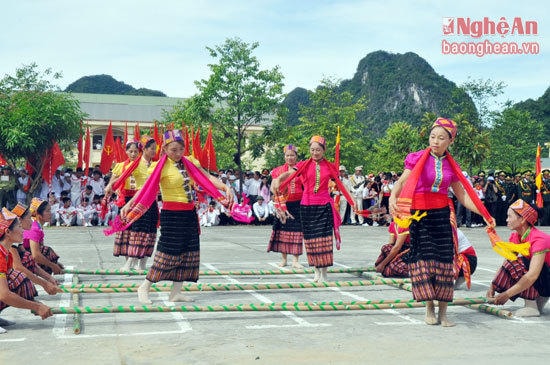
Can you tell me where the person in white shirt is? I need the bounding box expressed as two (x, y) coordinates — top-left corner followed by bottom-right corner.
(252, 196), (270, 224)
(81, 185), (94, 206)
(349, 166), (366, 225)
(89, 170), (105, 197)
(336, 166), (352, 224)
(60, 170), (72, 192)
(76, 197), (94, 226)
(46, 192), (59, 227)
(16, 168), (30, 204)
(70, 167), (88, 207)
(51, 169), (64, 198)
(200, 200), (221, 227)
(56, 197), (77, 226)
(229, 174), (242, 201)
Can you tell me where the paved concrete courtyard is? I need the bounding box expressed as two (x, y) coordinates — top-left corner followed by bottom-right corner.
(1, 224), (549, 364)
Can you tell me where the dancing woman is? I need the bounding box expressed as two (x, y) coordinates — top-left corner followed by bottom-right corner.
(268, 144), (304, 269)
(110, 127), (232, 304)
(105, 137), (159, 271)
(271, 136), (354, 282)
(389, 118), (493, 327)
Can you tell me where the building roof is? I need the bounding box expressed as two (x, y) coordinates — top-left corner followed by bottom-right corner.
(70, 93), (186, 123)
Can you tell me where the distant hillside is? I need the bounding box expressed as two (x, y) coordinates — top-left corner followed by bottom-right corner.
(513, 86), (550, 141)
(65, 74), (166, 97)
(284, 51), (476, 137)
(282, 87), (309, 126)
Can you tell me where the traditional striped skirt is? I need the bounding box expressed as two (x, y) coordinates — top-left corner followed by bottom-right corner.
(146, 250), (200, 283)
(374, 243), (410, 278)
(492, 259), (539, 300)
(409, 260), (454, 302)
(408, 207), (454, 263)
(145, 209), (200, 283)
(300, 204), (334, 268)
(39, 245), (60, 274)
(16, 245), (38, 273)
(407, 207), (454, 301)
(127, 201), (159, 259)
(113, 230), (131, 257)
(156, 209), (199, 255)
(0, 269), (38, 312)
(267, 201), (303, 255)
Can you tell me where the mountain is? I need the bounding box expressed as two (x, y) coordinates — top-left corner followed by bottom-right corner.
(282, 87), (309, 126)
(284, 50), (476, 137)
(65, 74), (166, 97)
(513, 86), (550, 141)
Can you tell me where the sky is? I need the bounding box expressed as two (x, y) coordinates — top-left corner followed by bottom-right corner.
(1, 0), (548, 106)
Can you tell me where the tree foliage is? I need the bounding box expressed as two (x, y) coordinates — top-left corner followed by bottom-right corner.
(513, 86), (550, 143)
(265, 78), (367, 169)
(487, 108), (542, 173)
(370, 121), (422, 172)
(164, 37), (284, 175)
(0, 63), (85, 194)
(461, 78), (506, 128)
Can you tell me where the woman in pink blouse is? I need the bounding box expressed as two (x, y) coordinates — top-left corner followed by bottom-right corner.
(272, 136), (353, 283)
(389, 118), (488, 327)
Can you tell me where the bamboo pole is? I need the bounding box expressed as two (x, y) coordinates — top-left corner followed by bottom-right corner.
(467, 304), (513, 319)
(62, 267), (377, 276)
(361, 272), (512, 319)
(59, 278), (411, 294)
(50, 297), (489, 315)
(72, 274), (82, 335)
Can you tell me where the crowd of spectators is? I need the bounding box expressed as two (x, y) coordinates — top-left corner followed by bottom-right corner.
(2, 164), (548, 228)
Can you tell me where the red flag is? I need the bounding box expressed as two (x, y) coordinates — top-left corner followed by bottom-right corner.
(202, 125), (218, 172)
(115, 137), (126, 163)
(83, 126), (91, 173)
(334, 126), (341, 170)
(134, 123), (141, 142)
(153, 121), (162, 161)
(192, 127), (202, 162)
(100, 122), (117, 174)
(76, 132), (83, 169)
(42, 141), (65, 184)
(183, 126), (190, 156)
(536, 143), (543, 208)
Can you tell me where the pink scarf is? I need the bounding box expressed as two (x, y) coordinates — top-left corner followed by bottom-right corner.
(104, 154), (224, 235)
(279, 158), (355, 249)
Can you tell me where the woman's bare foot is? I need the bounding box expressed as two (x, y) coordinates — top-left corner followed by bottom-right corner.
(425, 301), (438, 325)
(138, 282), (152, 304)
(438, 302), (455, 327)
(278, 253), (288, 267)
(439, 316), (456, 327)
(169, 294), (195, 302)
(313, 267), (320, 282)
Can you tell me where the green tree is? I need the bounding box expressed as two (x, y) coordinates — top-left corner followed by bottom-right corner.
(461, 78), (506, 128)
(0, 63), (85, 198)
(370, 121), (422, 172)
(488, 108), (543, 173)
(270, 78), (367, 169)
(418, 112), (489, 174)
(165, 37), (284, 181)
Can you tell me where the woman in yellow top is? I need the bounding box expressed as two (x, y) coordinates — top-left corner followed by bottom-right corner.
(119, 128), (232, 304)
(105, 137), (158, 271)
